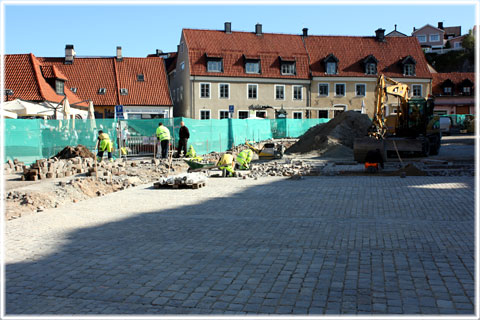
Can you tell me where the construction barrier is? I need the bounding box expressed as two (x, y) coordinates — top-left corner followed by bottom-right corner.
(4, 117), (329, 165)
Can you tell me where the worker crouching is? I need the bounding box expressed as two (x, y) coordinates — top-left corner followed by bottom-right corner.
(97, 130), (113, 162)
(235, 149), (253, 170)
(217, 152), (235, 177)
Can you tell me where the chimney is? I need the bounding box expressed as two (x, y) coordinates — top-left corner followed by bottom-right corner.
(413, 27), (416, 32)
(65, 44), (75, 65)
(375, 28), (385, 42)
(156, 49), (163, 56)
(225, 22), (232, 34)
(255, 23), (262, 36)
(116, 46), (123, 61)
(302, 28), (308, 37)
(438, 22), (444, 29)
(394, 24), (397, 31)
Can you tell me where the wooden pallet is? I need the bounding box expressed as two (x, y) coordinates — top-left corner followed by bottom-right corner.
(153, 181), (206, 189)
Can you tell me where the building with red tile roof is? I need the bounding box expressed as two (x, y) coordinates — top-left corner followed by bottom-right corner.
(170, 23), (434, 119)
(431, 72), (475, 115)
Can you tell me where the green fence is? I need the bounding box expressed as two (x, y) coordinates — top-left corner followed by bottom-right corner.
(4, 117), (329, 165)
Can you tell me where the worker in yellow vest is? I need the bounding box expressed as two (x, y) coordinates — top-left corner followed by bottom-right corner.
(217, 152), (235, 177)
(96, 130), (113, 162)
(155, 122), (171, 159)
(235, 149), (254, 170)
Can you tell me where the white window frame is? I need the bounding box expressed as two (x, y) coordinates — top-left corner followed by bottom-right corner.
(454, 42), (461, 48)
(293, 111), (303, 119)
(417, 35), (426, 43)
(281, 62), (296, 75)
(275, 85), (285, 100)
(411, 84), (422, 97)
(219, 83), (230, 99)
(463, 86), (472, 94)
(200, 110), (211, 120)
(326, 62), (336, 75)
(238, 110), (249, 119)
(219, 110), (230, 119)
(180, 86), (183, 101)
(255, 111), (266, 118)
(318, 83), (329, 97)
(207, 60), (223, 73)
(444, 86), (452, 94)
(366, 63), (377, 75)
(247, 84), (258, 100)
(404, 64), (415, 76)
(430, 34), (440, 42)
(335, 83), (346, 97)
(355, 83), (366, 97)
(199, 83), (211, 99)
(292, 85), (303, 101)
(245, 61), (260, 74)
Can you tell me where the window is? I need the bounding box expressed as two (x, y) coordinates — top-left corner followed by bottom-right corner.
(137, 74), (144, 81)
(275, 85), (285, 100)
(366, 63), (377, 75)
(463, 86), (472, 95)
(256, 111), (266, 118)
(176, 89), (179, 102)
(70, 87), (77, 93)
(326, 62), (336, 75)
(293, 86), (303, 100)
(318, 110), (329, 118)
(180, 86), (183, 101)
(412, 85), (422, 97)
(200, 83), (210, 98)
(454, 42), (461, 49)
(430, 34), (440, 42)
(180, 62), (185, 70)
(98, 88), (106, 95)
(55, 80), (64, 95)
(293, 112), (302, 119)
(238, 111), (249, 119)
(247, 84), (258, 99)
(207, 59), (222, 72)
(355, 84), (366, 96)
(318, 83), (329, 96)
(219, 83), (229, 99)
(443, 87), (452, 95)
(219, 110), (230, 119)
(281, 62), (296, 75)
(5, 89), (13, 96)
(200, 110), (210, 120)
(417, 35), (426, 43)
(120, 88), (128, 95)
(245, 61), (260, 74)
(335, 84), (345, 96)
(404, 64), (415, 76)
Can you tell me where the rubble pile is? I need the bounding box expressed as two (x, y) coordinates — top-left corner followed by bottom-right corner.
(285, 111), (371, 157)
(4, 159), (26, 174)
(53, 145), (95, 159)
(247, 160), (318, 178)
(154, 172), (207, 189)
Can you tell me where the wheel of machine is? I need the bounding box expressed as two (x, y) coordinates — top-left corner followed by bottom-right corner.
(429, 135), (440, 155)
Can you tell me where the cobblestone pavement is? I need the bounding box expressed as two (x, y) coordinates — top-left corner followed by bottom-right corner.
(5, 176), (475, 316)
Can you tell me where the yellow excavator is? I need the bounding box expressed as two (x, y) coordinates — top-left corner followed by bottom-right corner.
(246, 141), (284, 160)
(353, 74), (441, 163)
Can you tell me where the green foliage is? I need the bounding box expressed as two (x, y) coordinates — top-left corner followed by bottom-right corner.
(425, 49), (474, 72)
(462, 29), (475, 52)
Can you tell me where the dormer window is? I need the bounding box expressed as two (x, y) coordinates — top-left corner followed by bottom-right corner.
(441, 79), (454, 96)
(324, 54), (339, 75)
(137, 74), (144, 82)
(443, 86), (452, 95)
(120, 88), (128, 95)
(206, 54), (223, 73)
(363, 55), (378, 75)
(71, 87), (77, 93)
(55, 80), (65, 95)
(279, 57), (296, 75)
(5, 89), (14, 96)
(244, 55), (261, 74)
(98, 88), (106, 95)
(461, 79), (474, 96)
(401, 56), (416, 76)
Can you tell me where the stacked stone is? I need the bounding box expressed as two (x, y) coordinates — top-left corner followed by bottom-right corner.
(21, 157), (95, 181)
(247, 160), (319, 178)
(4, 159), (26, 174)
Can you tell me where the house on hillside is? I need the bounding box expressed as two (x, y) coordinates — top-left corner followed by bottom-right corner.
(8, 46), (173, 119)
(385, 24), (408, 37)
(4, 53), (88, 118)
(169, 23), (433, 120)
(412, 22), (464, 52)
(431, 72), (475, 115)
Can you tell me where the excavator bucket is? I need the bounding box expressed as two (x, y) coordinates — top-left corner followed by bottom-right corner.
(353, 137), (386, 163)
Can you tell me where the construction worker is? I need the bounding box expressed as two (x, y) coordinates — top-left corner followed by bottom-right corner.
(185, 145), (203, 162)
(217, 152), (235, 177)
(97, 130), (113, 162)
(235, 148), (254, 170)
(156, 122), (171, 159)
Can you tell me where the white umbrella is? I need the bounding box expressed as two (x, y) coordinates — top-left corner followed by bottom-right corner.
(361, 99), (366, 114)
(3, 99), (53, 117)
(63, 98), (71, 120)
(88, 100), (97, 131)
(1, 109), (18, 119)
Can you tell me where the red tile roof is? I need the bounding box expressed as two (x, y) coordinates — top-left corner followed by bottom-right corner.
(38, 56), (172, 106)
(4, 54), (87, 106)
(183, 29), (310, 79)
(304, 36), (432, 78)
(432, 72), (475, 95)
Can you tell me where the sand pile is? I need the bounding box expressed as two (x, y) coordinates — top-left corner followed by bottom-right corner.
(53, 145), (95, 159)
(285, 111), (372, 156)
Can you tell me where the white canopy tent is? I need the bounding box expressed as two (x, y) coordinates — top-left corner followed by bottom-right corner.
(3, 99), (88, 119)
(1, 109), (18, 119)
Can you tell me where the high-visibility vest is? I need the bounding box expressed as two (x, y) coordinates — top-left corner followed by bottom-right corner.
(236, 149), (253, 165)
(218, 153), (234, 167)
(186, 145), (196, 158)
(98, 133), (112, 152)
(156, 126), (171, 141)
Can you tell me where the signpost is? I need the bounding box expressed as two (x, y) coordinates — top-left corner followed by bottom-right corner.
(229, 105), (234, 118)
(114, 105), (124, 120)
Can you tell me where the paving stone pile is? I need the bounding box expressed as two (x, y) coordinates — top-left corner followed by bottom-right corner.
(247, 160), (319, 178)
(4, 159), (26, 174)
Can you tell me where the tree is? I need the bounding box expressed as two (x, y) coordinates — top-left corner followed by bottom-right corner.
(462, 29), (475, 52)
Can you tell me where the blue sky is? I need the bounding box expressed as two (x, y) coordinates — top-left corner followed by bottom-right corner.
(2, 1), (477, 57)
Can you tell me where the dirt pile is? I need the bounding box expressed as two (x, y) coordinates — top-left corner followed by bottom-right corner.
(53, 145), (95, 159)
(285, 111), (372, 156)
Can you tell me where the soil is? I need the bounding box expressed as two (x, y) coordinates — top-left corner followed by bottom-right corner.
(53, 145), (95, 159)
(285, 111), (371, 157)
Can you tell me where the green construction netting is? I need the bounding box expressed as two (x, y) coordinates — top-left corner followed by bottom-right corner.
(4, 117), (329, 165)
